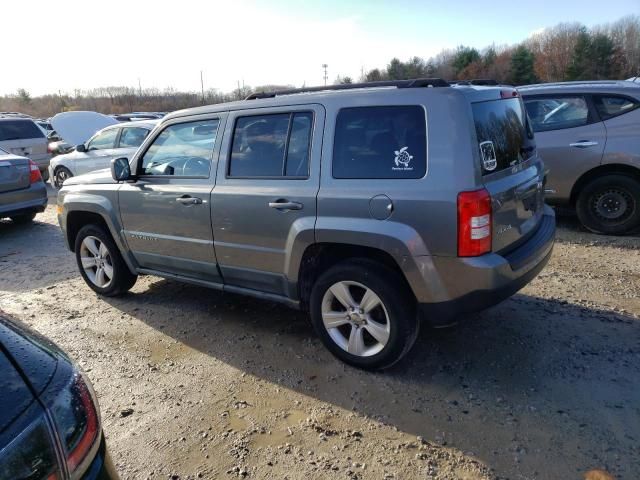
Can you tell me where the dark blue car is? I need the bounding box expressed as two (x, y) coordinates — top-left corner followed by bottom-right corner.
(0, 313), (117, 479)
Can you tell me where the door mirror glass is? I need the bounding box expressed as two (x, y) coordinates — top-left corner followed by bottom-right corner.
(111, 157), (131, 181)
(76, 144), (86, 153)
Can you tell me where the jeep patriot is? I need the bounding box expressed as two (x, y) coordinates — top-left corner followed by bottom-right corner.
(57, 79), (555, 369)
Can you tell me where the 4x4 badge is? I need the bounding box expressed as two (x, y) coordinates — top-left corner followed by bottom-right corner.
(393, 146), (413, 170)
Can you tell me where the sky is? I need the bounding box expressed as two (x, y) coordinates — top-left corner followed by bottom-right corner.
(2, 0), (638, 96)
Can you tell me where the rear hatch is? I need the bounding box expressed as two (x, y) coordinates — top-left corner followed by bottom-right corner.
(471, 93), (545, 253)
(0, 154), (30, 193)
(0, 119), (48, 160)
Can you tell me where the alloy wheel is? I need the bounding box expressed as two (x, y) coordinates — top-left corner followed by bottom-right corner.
(79, 236), (114, 288)
(321, 281), (390, 357)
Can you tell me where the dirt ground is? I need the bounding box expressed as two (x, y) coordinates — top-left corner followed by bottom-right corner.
(1, 188), (639, 480)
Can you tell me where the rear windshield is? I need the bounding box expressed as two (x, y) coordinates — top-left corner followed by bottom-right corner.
(472, 98), (534, 175)
(0, 119), (45, 141)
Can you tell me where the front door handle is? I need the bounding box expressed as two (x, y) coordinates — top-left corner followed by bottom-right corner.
(569, 140), (598, 148)
(268, 199), (303, 211)
(176, 196), (203, 205)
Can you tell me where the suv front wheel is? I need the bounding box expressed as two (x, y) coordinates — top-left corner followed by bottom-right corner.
(576, 175), (640, 235)
(310, 259), (419, 370)
(74, 224), (137, 296)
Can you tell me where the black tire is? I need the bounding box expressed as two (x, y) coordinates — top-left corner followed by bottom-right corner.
(74, 224), (137, 296)
(576, 174), (640, 235)
(54, 166), (73, 189)
(309, 259), (419, 370)
(10, 212), (37, 224)
(41, 169), (49, 182)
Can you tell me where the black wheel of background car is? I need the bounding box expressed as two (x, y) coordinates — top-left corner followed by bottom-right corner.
(576, 175), (640, 235)
(309, 259), (419, 370)
(10, 212), (37, 224)
(74, 224), (137, 296)
(54, 167), (73, 189)
(41, 169), (49, 182)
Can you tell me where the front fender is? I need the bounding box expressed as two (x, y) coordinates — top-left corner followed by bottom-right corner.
(59, 187), (137, 274)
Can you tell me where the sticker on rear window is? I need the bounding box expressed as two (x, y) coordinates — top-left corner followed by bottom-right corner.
(393, 146), (414, 171)
(479, 141), (497, 172)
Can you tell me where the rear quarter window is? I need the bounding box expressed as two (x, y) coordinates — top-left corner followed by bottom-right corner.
(332, 105), (426, 179)
(594, 95), (640, 120)
(0, 120), (46, 141)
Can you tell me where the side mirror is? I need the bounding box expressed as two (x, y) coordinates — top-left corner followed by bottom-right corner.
(76, 144), (86, 153)
(111, 157), (132, 182)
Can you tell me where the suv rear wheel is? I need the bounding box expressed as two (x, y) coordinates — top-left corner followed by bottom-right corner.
(10, 212), (36, 224)
(309, 259), (418, 370)
(576, 175), (640, 235)
(75, 224), (137, 296)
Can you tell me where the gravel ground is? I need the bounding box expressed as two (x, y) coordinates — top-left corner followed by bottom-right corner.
(1, 189), (639, 480)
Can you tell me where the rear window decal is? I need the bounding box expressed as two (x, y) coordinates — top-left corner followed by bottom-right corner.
(479, 141), (497, 172)
(393, 146), (414, 171)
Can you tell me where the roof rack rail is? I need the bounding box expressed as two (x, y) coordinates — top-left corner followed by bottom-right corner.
(245, 78), (449, 100)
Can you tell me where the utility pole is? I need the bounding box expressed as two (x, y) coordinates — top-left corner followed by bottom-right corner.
(322, 64), (328, 86)
(200, 70), (205, 104)
(138, 78), (142, 97)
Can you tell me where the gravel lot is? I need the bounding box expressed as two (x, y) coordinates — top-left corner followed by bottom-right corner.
(1, 188), (639, 480)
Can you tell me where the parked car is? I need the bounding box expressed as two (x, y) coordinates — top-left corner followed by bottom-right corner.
(57, 79), (555, 369)
(50, 119), (158, 188)
(520, 80), (640, 234)
(0, 312), (118, 479)
(0, 116), (51, 181)
(0, 147), (47, 224)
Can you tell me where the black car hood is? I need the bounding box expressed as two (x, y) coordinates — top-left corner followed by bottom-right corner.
(0, 349), (34, 433)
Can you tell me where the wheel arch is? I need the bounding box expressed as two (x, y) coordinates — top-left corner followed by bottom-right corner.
(570, 163), (640, 206)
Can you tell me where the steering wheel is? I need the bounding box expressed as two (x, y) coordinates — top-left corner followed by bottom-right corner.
(181, 156), (208, 176)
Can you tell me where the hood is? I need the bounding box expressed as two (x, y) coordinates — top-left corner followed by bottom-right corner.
(51, 111), (118, 146)
(64, 168), (115, 186)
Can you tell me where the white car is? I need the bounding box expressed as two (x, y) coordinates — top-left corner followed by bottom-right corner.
(49, 118), (158, 188)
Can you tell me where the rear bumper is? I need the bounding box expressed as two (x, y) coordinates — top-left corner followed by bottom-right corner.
(0, 182), (48, 218)
(419, 205), (555, 326)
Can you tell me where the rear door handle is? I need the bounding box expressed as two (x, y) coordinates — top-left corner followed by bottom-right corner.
(268, 200), (303, 210)
(569, 141), (598, 148)
(176, 196), (203, 205)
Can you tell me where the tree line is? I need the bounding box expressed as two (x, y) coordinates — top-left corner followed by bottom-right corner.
(1, 15), (637, 119)
(357, 15), (639, 85)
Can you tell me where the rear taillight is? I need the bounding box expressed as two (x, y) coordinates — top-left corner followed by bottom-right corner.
(29, 160), (42, 184)
(458, 189), (492, 257)
(50, 372), (100, 476)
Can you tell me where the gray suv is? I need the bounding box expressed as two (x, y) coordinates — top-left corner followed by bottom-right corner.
(520, 81), (640, 235)
(57, 79), (555, 369)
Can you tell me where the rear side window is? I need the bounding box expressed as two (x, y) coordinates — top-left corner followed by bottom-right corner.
(119, 127), (149, 148)
(594, 95), (639, 120)
(524, 96), (589, 132)
(0, 120), (45, 141)
(228, 112), (313, 178)
(472, 98), (535, 175)
(333, 106), (426, 179)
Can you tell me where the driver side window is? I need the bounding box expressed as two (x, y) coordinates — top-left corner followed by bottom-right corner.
(139, 119), (219, 176)
(524, 96), (589, 133)
(87, 128), (118, 151)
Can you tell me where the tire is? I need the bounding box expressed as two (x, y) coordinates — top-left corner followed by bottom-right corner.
(41, 169), (49, 182)
(576, 174), (640, 235)
(74, 224), (137, 296)
(54, 166), (73, 189)
(309, 259), (419, 370)
(10, 212), (37, 224)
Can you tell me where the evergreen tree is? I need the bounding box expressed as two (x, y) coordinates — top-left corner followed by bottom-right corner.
(510, 46), (537, 85)
(452, 46), (481, 75)
(567, 28), (592, 80)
